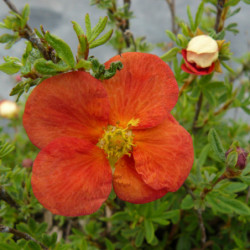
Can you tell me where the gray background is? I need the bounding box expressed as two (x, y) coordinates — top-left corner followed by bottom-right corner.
(0, 0), (249, 119)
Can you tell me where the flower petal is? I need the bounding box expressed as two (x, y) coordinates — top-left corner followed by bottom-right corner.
(133, 114), (194, 191)
(113, 156), (168, 203)
(31, 137), (112, 216)
(103, 52), (178, 129)
(181, 50), (214, 75)
(23, 71), (109, 149)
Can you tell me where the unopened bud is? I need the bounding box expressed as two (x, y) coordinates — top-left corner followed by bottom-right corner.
(186, 35), (219, 68)
(0, 100), (19, 119)
(22, 158), (33, 168)
(225, 147), (248, 170)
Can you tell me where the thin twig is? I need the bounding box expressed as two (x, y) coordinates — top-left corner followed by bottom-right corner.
(214, 0), (226, 33)
(166, 0), (178, 35)
(0, 224), (48, 249)
(3, 0), (52, 61)
(0, 185), (19, 209)
(183, 183), (207, 247)
(192, 93), (203, 132)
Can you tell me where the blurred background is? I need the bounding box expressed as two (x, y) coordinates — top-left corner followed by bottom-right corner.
(0, 0), (249, 113)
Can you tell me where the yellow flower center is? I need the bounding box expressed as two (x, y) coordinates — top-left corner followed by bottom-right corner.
(97, 119), (139, 167)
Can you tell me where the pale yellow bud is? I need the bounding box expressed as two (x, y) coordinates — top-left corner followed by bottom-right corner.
(186, 35), (219, 68)
(0, 100), (19, 119)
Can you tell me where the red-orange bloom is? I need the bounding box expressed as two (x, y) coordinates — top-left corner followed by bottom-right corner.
(23, 52), (194, 216)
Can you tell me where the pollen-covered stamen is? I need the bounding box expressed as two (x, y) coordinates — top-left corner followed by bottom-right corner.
(97, 119), (139, 167)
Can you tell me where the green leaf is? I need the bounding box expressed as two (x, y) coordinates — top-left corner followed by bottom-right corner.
(208, 128), (225, 162)
(150, 218), (170, 226)
(89, 16), (108, 43)
(187, 5), (195, 31)
(75, 58), (92, 70)
(203, 89), (217, 107)
(195, 2), (204, 29)
(135, 229), (145, 247)
(197, 144), (210, 167)
(89, 29), (113, 49)
(144, 220), (154, 244)
(105, 238), (115, 250)
(72, 21), (85, 36)
(21, 4), (30, 28)
(206, 192), (250, 215)
(45, 32), (75, 67)
(181, 194), (194, 210)
(218, 182), (248, 193)
(85, 13), (92, 40)
(0, 140), (15, 159)
(225, 0), (241, 6)
(27, 241), (41, 250)
(161, 210), (180, 224)
(226, 151), (238, 168)
(0, 61), (22, 74)
(160, 47), (180, 62)
(0, 33), (16, 43)
(165, 30), (177, 42)
(34, 59), (69, 75)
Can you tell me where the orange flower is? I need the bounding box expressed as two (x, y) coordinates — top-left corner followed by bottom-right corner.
(23, 52), (194, 216)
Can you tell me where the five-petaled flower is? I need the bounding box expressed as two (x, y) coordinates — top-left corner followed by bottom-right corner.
(23, 52), (194, 216)
(181, 35), (219, 75)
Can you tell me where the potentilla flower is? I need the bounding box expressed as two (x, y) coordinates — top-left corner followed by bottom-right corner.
(23, 52), (194, 216)
(181, 35), (219, 75)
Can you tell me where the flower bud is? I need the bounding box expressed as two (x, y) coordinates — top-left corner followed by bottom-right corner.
(225, 147), (248, 170)
(181, 35), (219, 75)
(22, 158), (33, 168)
(186, 35), (219, 68)
(0, 100), (19, 119)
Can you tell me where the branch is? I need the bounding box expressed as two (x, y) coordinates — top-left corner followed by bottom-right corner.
(0, 185), (19, 209)
(183, 183), (207, 247)
(3, 0), (52, 61)
(0, 224), (48, 250)
(166, 0), (178, 35)
(214, 0), (226, 33)
(192, 93), (203, 132)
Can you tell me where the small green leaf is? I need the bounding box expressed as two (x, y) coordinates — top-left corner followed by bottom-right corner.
(208, 128), (225, 162)
(207, 192), (250, 215)
(226, 151), (238, 168)
(34, 58), (69, 75)
(135, 229), (145, 247)
(89, 16), (108, 43)
(72, 21), (85, 36)
(75, 58), (92, 70)
(150, 218), (170, 226)
(21, 4), (30, 28)
(187, 5), (195, 31)
(161, 210), (180, 224)
(165, 30), (177, 42)
(0, 33), (16, 43)
(27, 241), (41, 250)
(160, 47), (180, 62)
(85, 13), (92, 40)
(195, 2), (204, 29)
(181, 194), (194, 210)
(0, 61), (22, 74)
(144, 220), (154, 244)
(105, 238), (115, 250)
(45, 32), (75, 67)
(225, 0), (241, 6)
(203, 89), (217, 107)
(89, 29), (113, 49)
